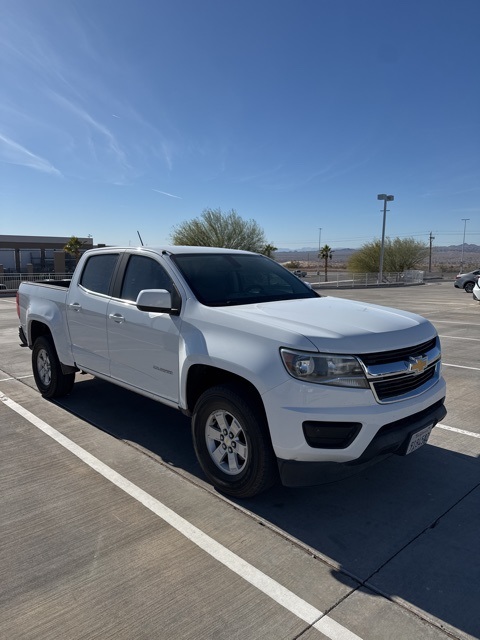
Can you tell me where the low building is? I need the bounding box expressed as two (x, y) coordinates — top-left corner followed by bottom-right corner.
(0, 235), (95, 274)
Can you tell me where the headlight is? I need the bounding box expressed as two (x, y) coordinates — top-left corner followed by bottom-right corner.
(280, 348), (369, 388)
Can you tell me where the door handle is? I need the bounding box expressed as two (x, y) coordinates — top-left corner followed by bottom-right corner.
(109, 313), (125, 323)
(69, 302), (82, 312)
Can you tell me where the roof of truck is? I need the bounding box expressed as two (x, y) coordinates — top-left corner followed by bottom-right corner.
(87, 245), (257, 255)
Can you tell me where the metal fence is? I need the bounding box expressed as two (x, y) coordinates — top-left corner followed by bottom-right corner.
(0, 270), (425, 294)
(311, 270), (424, 288)
(0, 273), (72, 292)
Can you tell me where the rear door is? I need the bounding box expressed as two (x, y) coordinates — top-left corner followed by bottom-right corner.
(66, 252), (120, 374)
(106, 253), (181, 402)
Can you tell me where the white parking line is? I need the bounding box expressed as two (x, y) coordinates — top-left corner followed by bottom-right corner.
(0, 391), (362, 640)
(439, 335), (480, 342)
(434, 320), (480, 325)
(437, 424), (480, 439)
(412, 301), (466, 306)
(443, 363), (480, 371)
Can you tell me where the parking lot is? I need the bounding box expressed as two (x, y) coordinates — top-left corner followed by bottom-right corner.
(1, 281), (479, 640)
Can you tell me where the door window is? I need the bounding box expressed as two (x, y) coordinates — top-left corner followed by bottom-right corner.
(121, 255), (173, 302)
(80, 254), (119, 294)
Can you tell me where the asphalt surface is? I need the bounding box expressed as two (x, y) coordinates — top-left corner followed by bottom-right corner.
(0, 281), (479, 640)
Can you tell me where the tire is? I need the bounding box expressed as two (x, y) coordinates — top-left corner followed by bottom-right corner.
(464, 282), (474, 293)
(32, 336), (75, 398)
(192, 385), (278, 498)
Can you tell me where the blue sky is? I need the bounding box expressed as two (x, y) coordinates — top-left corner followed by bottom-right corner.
(1, 0), (479, 250)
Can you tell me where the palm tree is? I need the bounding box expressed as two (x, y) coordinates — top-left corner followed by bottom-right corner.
(261, 243), (278, 258)
(63, 236), (85, 265)
(319, 244), (333, 282)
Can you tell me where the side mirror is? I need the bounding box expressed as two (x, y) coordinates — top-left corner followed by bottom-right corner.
(136, 289), (175, 313)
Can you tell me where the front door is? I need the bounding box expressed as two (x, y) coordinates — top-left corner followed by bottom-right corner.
(106, 254), (181, 402)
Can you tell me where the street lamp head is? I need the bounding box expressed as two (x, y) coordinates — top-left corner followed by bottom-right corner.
(377, 194), (394, 201)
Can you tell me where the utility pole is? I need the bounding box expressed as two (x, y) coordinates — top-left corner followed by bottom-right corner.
(318, 228), (322, 275)
(460, 218), (470, 272)
(377, 194), (394, 282)
(428, 231), (435, 272)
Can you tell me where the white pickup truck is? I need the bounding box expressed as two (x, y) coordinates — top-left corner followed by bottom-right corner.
(17, 246), (446, 497)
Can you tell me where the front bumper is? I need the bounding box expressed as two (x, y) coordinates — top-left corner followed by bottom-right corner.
(277, 398), (446, 487)
(262, 372), (446, 461)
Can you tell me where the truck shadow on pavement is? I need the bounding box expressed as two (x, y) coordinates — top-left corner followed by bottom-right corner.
(57, 375), (480, 640)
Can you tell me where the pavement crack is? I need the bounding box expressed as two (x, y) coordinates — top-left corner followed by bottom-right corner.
(363, 481), (480, 588)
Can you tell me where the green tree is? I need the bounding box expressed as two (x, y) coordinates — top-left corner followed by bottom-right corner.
(260, 243), (278, 257)
(63, 236), (85, 264)
(170, 208), (267, 252)
(319, 244), (333, 281)
(387, 237), (429, 272)
(347, 237), (428, 273)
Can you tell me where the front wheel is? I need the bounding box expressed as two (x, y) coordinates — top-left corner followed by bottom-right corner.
(32, 336), (75, 398)
(464, 282), (474, 293)
(192, 385), (278, 498)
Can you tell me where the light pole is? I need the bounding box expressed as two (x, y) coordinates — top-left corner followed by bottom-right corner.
(460, 218), (470, 272)
(377, 194), (394, 283)
(429, 231), (435, 272)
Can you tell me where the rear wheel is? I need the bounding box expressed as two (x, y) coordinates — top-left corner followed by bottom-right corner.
(32, 336), (75, 398)
(192, 385), (278, 498)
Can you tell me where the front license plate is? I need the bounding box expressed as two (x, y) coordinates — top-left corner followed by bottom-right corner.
(405, 425), (433, 455)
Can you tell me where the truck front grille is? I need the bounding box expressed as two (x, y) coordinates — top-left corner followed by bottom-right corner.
(371, 367), (436, 401)
(356, 337), (441, 404)
(358, 338), (437, 366)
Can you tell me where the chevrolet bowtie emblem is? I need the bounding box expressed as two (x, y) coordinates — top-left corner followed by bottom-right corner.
(408, 356), (428, 374)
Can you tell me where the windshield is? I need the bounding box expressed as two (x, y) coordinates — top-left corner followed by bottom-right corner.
(172, 253), (318, 306)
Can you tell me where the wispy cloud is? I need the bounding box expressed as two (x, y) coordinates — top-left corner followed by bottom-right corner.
(152, 188), (182, 199)
(49, 91), (128, 166)
(0, 132), (62, 176)
(0, 4), (179, 184)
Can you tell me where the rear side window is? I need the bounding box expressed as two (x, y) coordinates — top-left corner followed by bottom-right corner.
(80, 254), (119, 295)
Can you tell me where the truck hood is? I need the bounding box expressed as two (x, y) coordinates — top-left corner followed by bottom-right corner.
(216, 296), (436, 353)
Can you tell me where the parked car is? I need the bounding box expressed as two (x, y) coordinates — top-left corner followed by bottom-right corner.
(454, 268), (480, 293)
(472, 275), (480, 302)
(293, 269), (307, 277)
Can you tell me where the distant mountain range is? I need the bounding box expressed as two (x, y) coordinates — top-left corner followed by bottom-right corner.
(275, 244), (480, 268)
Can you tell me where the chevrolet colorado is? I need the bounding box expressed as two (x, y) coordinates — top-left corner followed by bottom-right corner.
(17, 246), (446, 497)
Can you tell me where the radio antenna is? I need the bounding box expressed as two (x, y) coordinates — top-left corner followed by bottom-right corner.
(137, 230), (144, 246)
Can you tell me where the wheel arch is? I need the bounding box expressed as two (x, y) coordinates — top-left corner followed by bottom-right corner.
(29, 319), (52, 346)
(29, 321), (77, 374)
(185, 364), (267, 422)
